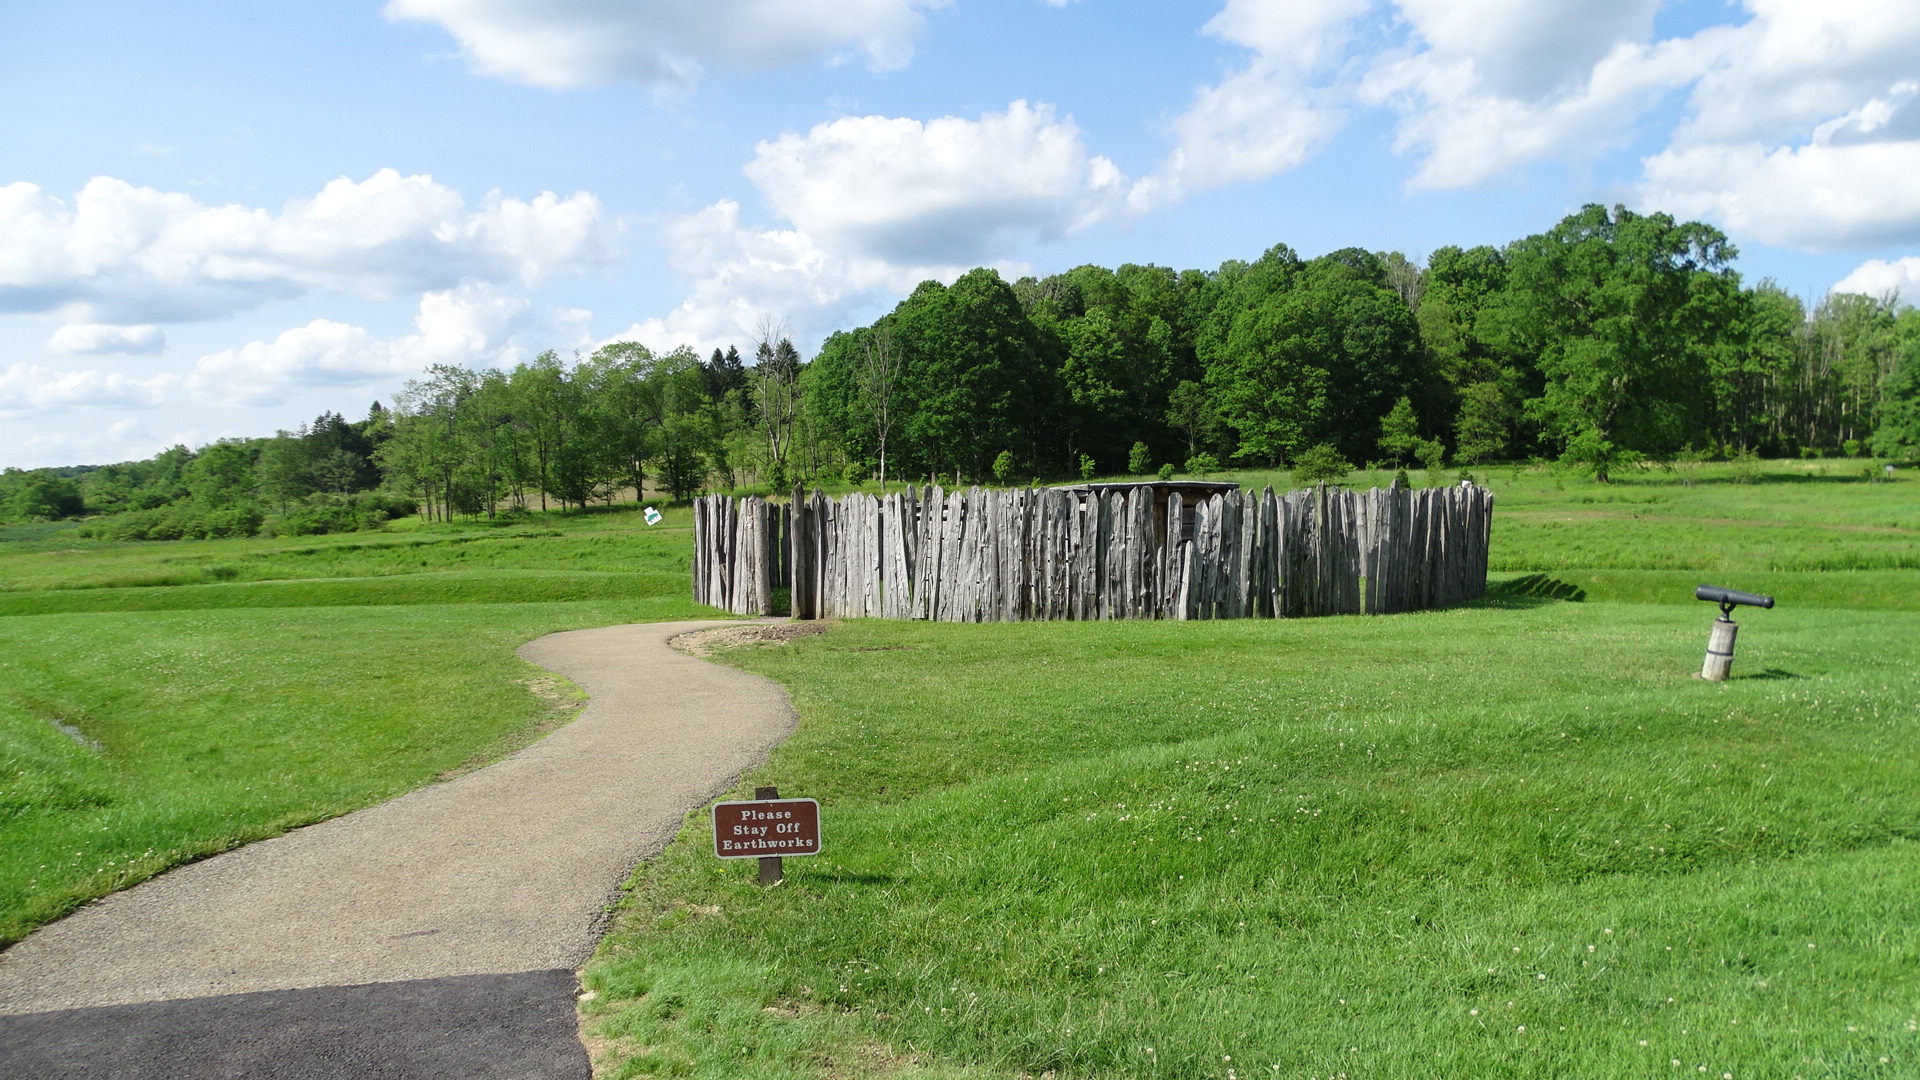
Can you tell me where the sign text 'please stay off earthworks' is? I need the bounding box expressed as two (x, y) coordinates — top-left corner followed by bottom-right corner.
(712, 798), (821, 859)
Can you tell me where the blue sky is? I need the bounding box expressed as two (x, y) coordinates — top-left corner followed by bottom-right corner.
(5, 0), (1919, 468)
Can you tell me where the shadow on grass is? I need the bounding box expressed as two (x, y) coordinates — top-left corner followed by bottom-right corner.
(1739, 667), (1805, 681)
(1490, 573), (1588, 603)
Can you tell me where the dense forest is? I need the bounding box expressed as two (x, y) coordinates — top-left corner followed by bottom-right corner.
(6, 204), (1919, 538)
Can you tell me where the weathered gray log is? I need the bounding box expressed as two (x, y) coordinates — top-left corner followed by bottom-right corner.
(695, 482), (1494, 625)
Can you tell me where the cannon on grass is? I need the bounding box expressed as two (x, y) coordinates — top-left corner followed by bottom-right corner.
(1695, 585), (1773, 681)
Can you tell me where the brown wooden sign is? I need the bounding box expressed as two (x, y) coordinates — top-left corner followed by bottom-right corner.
(712, 798), (821, 859)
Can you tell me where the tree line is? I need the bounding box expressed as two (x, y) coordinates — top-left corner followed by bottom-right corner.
(807, 203), (1920, 485)
(6, 203), (1918, 535)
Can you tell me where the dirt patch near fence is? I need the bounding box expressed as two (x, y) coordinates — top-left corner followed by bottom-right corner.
(670, 621), (829, 658)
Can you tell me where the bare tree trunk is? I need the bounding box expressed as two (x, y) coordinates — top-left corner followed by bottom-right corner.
(860, 326), (899, 494)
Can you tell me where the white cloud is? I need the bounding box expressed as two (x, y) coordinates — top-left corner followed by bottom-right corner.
(609, 200), (991, 358)
(1391, 0), (1662, 101)
(4, 285), (589, 415)
(1641, 58), (1920, 250)
(1641, 136), (1920, 251)
(0, 364), (178, 414)
(1361, 1), (1720, 189)
(0, 170), (617, 327)
(618, 101), (1118, 355)
(13, 419), (205, 470)
(1675, 0), (1920, 147)
(1138, 0), (1365, 206)
(47, 322), (166, 355)
(1832, 257), (1920, 305)
(385, 0), (946, 90)
(1342, 0), (1920, 254)
(187, 285), (590, 407)
(744, 100), (1128, 264)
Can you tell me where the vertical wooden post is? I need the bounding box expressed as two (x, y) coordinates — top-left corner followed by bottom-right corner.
(756, 785), (783, 885)
(1701, 619), (1738, 681)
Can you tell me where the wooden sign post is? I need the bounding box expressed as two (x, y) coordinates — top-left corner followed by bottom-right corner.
(713, 786), (821, 885)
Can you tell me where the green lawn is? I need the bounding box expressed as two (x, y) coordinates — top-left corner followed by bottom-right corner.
(0, 505), (708, 944)
(5, 468), (1918, 1079)
(579, 465), (1920, 1079)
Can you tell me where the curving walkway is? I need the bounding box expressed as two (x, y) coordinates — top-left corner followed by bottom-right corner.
(0, 620), (796, 1078)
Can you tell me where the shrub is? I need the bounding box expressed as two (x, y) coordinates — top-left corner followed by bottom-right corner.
(267, 492), (404, 537)
(1291, 443), (1351, 485)
(1416, 437), (1447, 477)
(5, 475), (84, 521)
(202, 506), (264, 538)
(78, 503), (264, 541)
(1183, 451), (1220, 475)
(992, 451), (1016, 485)
(379, 493), (418, 518)
(1127, 441), (1152, 475)
(1078, 454), (1097, 481)
(1157, 463), (1176, 482)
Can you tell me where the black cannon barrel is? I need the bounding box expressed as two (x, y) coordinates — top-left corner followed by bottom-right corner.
(1696, 585), (1774, 609)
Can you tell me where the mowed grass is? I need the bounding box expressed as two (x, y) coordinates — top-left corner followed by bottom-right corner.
(0, 503), (693, 594)
(580, 467), (1920, 1079)
(0, 506), (709, 944)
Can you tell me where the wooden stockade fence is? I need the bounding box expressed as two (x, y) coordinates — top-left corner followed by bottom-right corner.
(693, 482), (1493, 622)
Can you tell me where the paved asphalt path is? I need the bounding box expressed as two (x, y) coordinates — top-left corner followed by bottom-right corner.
(0, 620), (797, 1078)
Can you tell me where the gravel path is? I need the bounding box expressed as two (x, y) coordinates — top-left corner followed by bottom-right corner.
(0, 620), (796, 1077)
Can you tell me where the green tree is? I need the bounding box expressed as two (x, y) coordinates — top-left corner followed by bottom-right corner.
(1291, 443), (1351, 484)
(704, 345), (747, 404)
(1418, 245), (1513, 392)
(303, 412), (379, 492)
(1164, 380), (1221, 459)
(1872, 330), (1920, 461)
(255, 434), (314, 513)
(892, 270), (1047, 482)
(1376, 395), (1419, 466)
(384, 365), (478, 520)
(752, 326), (802, 489)
(1722, 283), (1805, 454)
(1499, 204), (1740, 480)
(649, 347), (718, 501)
(859, 325), (902, 491)
(1451, 382), (1512, 464)
(510, 351), (597, 510)
(583, 341), (660, 502)
(3, 471), (85, 520)
(1206, 250), (1421, 465)
(1127, 440), (1152, 475)
(186, 440), (258, 509)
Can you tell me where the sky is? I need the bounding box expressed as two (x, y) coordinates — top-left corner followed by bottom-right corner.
(4, 0), (1920, 470)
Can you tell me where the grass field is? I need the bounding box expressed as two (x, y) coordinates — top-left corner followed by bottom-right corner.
(0, 504), (706, 943)
(577, 462), (1920, 1079)
(3, 463), (1917, 1079)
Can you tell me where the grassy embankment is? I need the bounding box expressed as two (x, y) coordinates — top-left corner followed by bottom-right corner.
(0, 504), (708, 944)
(577, 462), (1920, 1079)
